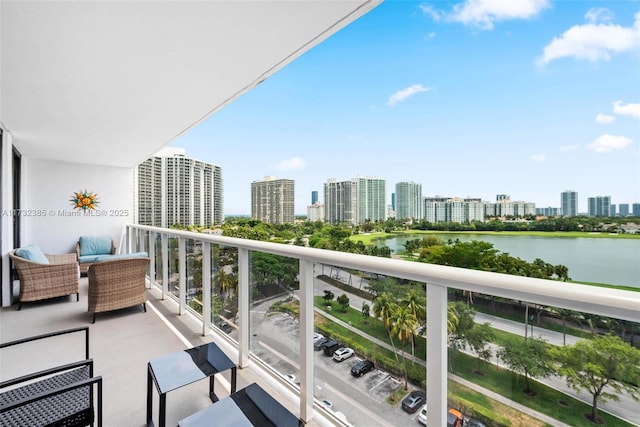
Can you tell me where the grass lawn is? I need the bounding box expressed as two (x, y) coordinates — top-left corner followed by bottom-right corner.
(449, 351), (634, 427)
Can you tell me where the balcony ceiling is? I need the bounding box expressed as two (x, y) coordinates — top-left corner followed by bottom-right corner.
(1, 0), (380, 168)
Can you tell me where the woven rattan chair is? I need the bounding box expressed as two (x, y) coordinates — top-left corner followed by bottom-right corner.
(88, 257), (150, 323)
(9, 250), (80, 310)
(0, 327), (103, 427)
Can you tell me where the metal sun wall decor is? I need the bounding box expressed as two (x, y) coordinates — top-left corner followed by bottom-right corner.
(70, 190), (99, 210)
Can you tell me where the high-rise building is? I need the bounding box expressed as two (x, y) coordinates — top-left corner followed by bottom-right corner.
(633, 203), (640, 216)
(324, 179), (357, 225)
(587, 196), (611, 217)
(619, 204), (630, 217)
(251, 176), (295, 224)
(391, 193), (396, 212)
(423, 197), (485, 223)
(395, 182), (422, 221)
(355, 176), (386, 224)
(136, 148), (223, 227)
(307, 203), (324, 222)
(311, 191), (318, 205)
(324, 177), (386, 224)
(610, 204), (617, 216)
(561, 190), (578, 217)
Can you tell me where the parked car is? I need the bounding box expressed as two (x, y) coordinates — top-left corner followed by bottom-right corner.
(313, 332), (324, 343)
(322, 340), (342, 356)
(447, 408), (464, 427)
(417, 405), (427, 425)
(350, 360), (374, 377)
(314, 338), (330, 350)
(332, 347), (354, 362)
(467, 419), (486, 427)
(401, 390), (426, 414)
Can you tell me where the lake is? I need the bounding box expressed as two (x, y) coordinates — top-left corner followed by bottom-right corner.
(374, 233), (640, 288)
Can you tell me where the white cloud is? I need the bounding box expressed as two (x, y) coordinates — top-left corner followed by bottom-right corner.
(419, 5), (444, 22)
(596, 113), (615, 124)
(537, 11), (640, 65)
(447, 0), (550, 30)
(613, 100), (640, 118)
(277, 157), (305, 171)
(530, 154), (545, 163)
(585, 8), (614, 24)
(587, 134), (632, 153)
(388, 84), (431, 107)
(559, 144), (579, 152)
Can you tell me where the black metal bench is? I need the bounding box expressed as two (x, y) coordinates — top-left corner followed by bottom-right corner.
(0, 327), (103, 427)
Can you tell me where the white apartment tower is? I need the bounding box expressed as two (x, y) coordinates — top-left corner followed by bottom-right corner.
(395, 182), (423, 221)
(324, 179), (357, 225)
(136, 148), (223, 227)
(356, 176), (386, 224)
(561, 190), (578, 216)
(251, 176), (295, 224)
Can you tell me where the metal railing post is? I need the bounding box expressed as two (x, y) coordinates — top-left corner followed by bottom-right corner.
(299, 259), (315, 423)
(238, 248), (250, 368)
(426, 283), (448, 427)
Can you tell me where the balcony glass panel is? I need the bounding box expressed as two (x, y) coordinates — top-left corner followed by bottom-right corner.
(213, 244), (238, 337)
(313, 264), (427, 426)
(186, 239), (202, 314)
(153, 233), (163, 287)
(168, 236), (179, 297)
(249, 251), (300, 387)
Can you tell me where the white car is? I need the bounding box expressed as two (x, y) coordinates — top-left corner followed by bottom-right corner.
(332, 347), (354, 362)
(418, 405), (427, 425)
(313, 333), (324, 343)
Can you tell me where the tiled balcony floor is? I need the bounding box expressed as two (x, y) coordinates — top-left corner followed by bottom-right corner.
(1, 278), (320, 427)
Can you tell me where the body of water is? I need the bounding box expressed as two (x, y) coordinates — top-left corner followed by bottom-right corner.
(376, 233), (640, 288)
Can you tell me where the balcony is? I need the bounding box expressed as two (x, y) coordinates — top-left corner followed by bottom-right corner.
(4, 224), (637, 426)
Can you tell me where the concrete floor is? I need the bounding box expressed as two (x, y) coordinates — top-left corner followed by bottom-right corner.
(0, 278), (324, 427)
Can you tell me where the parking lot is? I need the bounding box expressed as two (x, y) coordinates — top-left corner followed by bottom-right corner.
(248, 309), (426, 426)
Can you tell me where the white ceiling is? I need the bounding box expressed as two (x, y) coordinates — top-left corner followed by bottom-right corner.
(1, 0), (380, 168)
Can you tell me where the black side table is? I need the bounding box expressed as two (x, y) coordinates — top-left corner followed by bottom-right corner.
(146, 342), (237, 427)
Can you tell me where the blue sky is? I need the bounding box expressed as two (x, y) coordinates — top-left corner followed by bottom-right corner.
(171, 0), (640, 215)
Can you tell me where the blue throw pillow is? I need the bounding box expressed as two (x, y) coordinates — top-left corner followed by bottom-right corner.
(16, 244), (50, 264)
(79, 236), (113, 256)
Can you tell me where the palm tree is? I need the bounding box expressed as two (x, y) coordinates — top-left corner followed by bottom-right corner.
(389, 305), (417, 390)
(447, 302), (459, 337)
(401, 289), (426, 363)
(215, 268), (233, 301)
(373, 292), (399, 363)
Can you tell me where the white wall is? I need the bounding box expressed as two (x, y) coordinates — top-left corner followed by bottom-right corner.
(20, 158), (134, 254)
(1, 130), (15, 306)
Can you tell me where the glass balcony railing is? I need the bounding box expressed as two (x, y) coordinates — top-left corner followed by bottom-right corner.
(124, 224), (640, 427)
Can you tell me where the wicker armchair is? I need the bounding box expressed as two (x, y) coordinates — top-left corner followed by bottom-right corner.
(9, 250), (80, 310)
(88, 257), (150, 323)
(0, 327), (103, 427)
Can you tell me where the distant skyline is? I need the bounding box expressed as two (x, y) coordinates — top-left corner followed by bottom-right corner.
(170, 1), (640, 215)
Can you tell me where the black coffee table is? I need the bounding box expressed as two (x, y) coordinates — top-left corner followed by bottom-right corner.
(177, 382), (302, 427)
(146, 342), (237, 427)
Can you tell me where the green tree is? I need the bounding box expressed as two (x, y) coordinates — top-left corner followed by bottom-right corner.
(497, 336), (556, 395)
(323, 290), (334, 302)
(373, 293), (399, 363)
(336, 293), (350, 313)
(389, 304), (417, 390)
(361, 302), (370, 324)
(401, 289), (426, 361)
(552, 334), (640, 423)
(464, 322), (495, 374)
